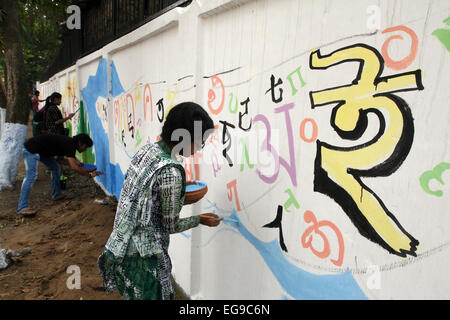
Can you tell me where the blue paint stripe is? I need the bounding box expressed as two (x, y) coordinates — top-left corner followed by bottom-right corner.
(223, 209), (367, 300)
(81, 59), (125, 198)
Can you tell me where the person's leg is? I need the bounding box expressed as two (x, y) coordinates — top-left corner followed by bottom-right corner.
(17, 149), (39, 214)
(39, 156), (62, 199)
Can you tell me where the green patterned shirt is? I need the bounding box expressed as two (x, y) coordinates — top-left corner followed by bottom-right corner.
(99, 141), (199, 299)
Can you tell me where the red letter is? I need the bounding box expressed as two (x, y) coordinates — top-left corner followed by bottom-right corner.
(300, 118), (318, 143)
(143, 84), (153, 122)
(226, 179), (241, 211)
(381, 25), (418, 70)
(208, 75), (225, 115)
(301, 210), (344, 266)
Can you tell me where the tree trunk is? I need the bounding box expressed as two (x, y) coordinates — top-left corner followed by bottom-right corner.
(0, 76), (6, 139)
(0, 0), (29, 191)
(0, 76), (6, 108)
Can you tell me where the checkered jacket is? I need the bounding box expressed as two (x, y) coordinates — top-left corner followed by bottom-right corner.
(104, 141), (200, 261)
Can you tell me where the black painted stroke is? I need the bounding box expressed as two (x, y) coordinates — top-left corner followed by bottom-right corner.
(263, 205), (288, 252)
(203, 66), (242, 79)
(310, 43), (423, 257)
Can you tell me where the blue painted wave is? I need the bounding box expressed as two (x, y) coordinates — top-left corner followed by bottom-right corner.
(81, 59), (125, 198)
(211, 205), (367, 300)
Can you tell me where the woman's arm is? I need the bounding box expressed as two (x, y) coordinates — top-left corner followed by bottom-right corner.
(158, 167), (200, 233)
(55, 113), (75, 125)
(158, 167), (220, 233)
(66, 157), (103, 178)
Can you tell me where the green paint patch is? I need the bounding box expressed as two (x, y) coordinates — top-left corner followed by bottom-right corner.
(432, 17), (450, 52)
(420, 162), (450, 197)
(76, 100), (96, 164)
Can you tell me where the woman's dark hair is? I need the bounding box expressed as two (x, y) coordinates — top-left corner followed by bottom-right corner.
(161, 102), (214, 145)
(43, 92), (62, 110)
(73, 133), (93, 148)
(41, 92), (62, 125)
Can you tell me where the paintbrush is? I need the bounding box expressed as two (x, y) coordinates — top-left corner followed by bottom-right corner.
(216, 216), (239, 223)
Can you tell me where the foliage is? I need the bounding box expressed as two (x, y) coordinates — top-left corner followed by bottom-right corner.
(0, 0), (73, 91)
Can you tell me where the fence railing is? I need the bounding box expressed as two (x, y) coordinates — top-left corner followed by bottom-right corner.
(41, 0), (191, 82)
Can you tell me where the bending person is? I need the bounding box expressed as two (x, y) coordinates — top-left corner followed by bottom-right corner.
(17, 133), (103, 216)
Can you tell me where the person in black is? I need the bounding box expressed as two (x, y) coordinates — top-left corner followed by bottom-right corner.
(43, 92), (74, 135)
(17, 133), (103, 216)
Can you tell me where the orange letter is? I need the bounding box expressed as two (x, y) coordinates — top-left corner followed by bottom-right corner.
(143, 84), (153, 122)
(226, 179), (241, 211)
(207, 75), (225, 115)
(381, 25), (418, 70)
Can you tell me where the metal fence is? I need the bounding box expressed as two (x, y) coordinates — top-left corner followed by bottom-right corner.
(41, 0), (191, 82)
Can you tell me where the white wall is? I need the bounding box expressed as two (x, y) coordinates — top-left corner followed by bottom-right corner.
(39, 0), (450, 299)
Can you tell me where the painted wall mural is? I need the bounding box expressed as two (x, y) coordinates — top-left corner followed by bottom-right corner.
(310, 43), (423, 258)
(61, 74), (96, 164)
(39, 0), (450, 300)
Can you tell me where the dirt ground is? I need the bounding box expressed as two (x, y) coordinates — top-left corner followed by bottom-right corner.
(0, 120), (188, 300)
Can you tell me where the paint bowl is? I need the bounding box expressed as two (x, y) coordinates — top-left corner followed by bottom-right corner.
(82, 164), (97, 171)
(185, 181), (208, 204)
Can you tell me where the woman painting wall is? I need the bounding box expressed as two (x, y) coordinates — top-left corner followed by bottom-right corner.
(98, 102), (221, 300)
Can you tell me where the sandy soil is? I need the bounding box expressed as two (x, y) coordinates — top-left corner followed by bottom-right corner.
(0, 122), (188, 300)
